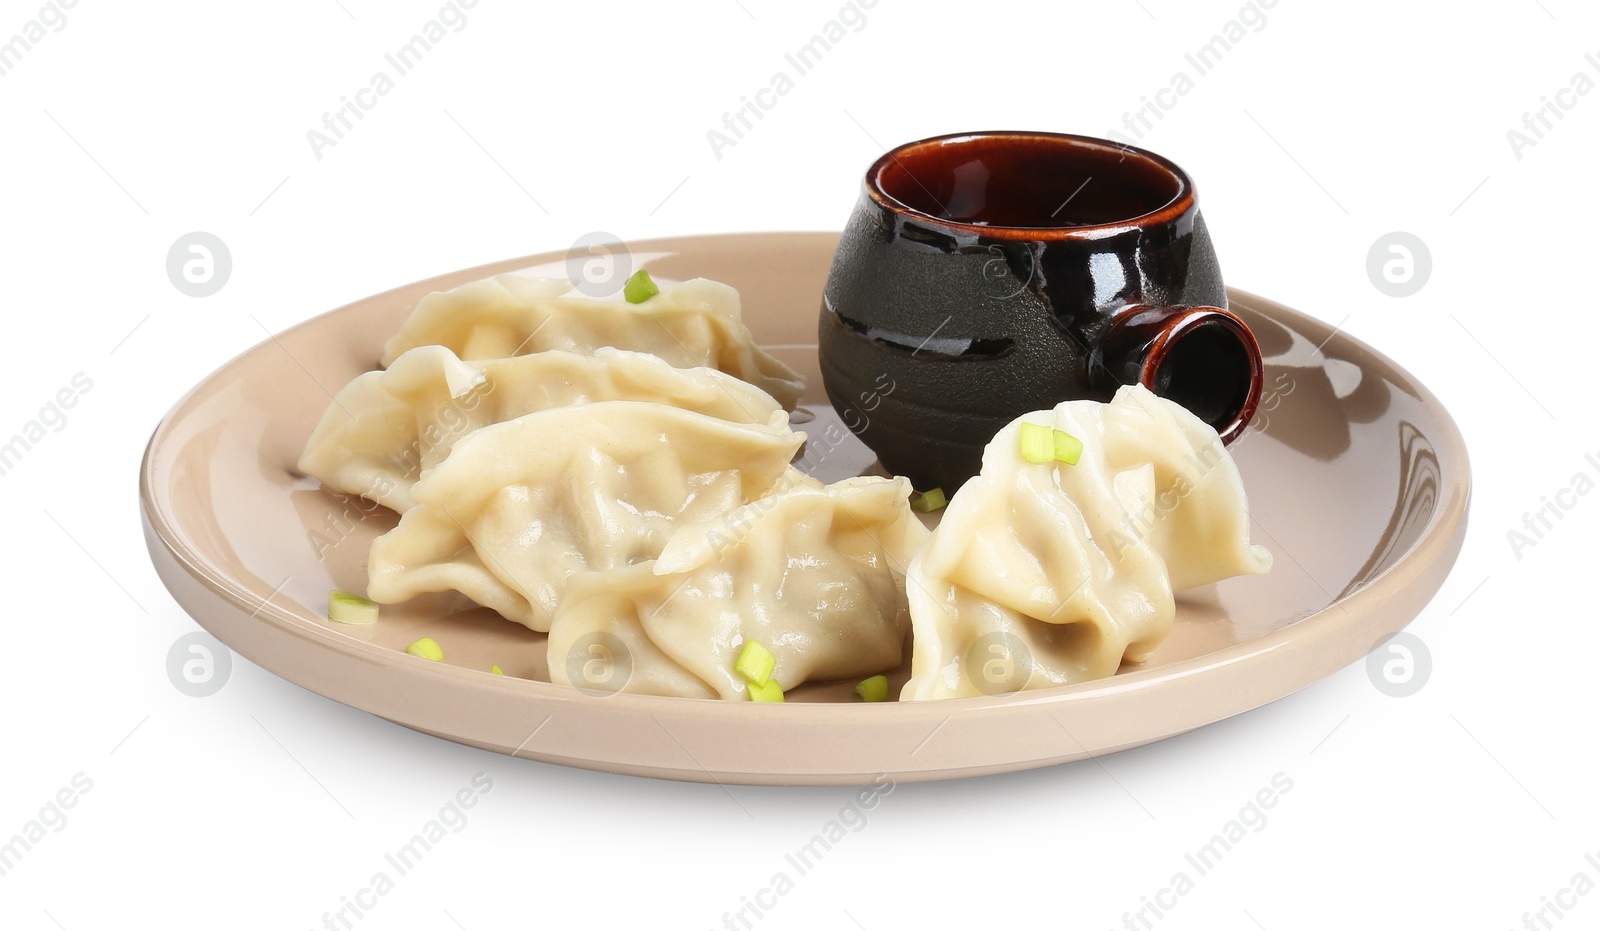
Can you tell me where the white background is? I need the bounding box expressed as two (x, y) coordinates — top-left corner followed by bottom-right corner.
(1, 0), (1594, 928)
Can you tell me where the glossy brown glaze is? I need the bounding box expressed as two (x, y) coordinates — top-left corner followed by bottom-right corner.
(822, 131), (1264, 491)
(1095, 304), (1264, 443)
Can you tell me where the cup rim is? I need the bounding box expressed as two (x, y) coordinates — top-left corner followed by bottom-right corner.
(863, 131), (1197, 241)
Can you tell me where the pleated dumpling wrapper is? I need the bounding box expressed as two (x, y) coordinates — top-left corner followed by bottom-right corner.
(379, 275), (805, 410)
(366, 401), (804, 632)
(901, 385), (1272, 701)
(547, 476), (929, 700)
(297, 345), (785, 513)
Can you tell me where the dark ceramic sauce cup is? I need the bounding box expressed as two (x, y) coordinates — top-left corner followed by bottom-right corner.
(819, 131), (1263, 491)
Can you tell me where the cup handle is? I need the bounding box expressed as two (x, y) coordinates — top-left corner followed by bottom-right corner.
(1094, 304), (1264, 445)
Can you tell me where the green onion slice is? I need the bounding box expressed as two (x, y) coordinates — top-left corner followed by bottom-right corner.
(1021, 421), (1084, 466)
(853, 675), (889, 702)
(1053, 429), (1083, 465)
(328, 590), (379, 625)
(735, 640), (777, 686)
(623, 269), (659, 304)
(405, 637), (443, 662)
(747, 678), (785, 702)
(1019, 421), (1055, 464)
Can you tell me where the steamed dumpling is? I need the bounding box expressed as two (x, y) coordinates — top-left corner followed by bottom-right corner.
(366, 401), (804, 631)
(379, 275), (805, 410)
(547, 476), (928, 699)
(901, 385), (1271, 701)
(297, 345), (785, 513)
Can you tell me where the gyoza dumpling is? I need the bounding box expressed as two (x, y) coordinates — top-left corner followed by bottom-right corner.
(547, 476), (928, 699)
(379, 275), (805, 410)
(297, 345), (785, 513)
(366, 401), (804, 631)
(901, 385), (1272, 701)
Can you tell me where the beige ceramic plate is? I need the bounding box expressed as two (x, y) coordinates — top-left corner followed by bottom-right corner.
(141, 232), (1470, 785)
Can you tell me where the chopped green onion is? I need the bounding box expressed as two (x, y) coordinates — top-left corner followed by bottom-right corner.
(1020, 422), (1084, 466)
(623, 269), (659, 304)
(853, 674), (888, 702)
(912, 488), (947, 513)
(490, 664), (503, 676)
(405, 637), (443, 661)
(1053, 429), (1083, 465)
(747, 678), (784, 702)
(328, 590), (379, 625)
(1019, 421), (1055, 464)
(735, 640), (777, 686)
